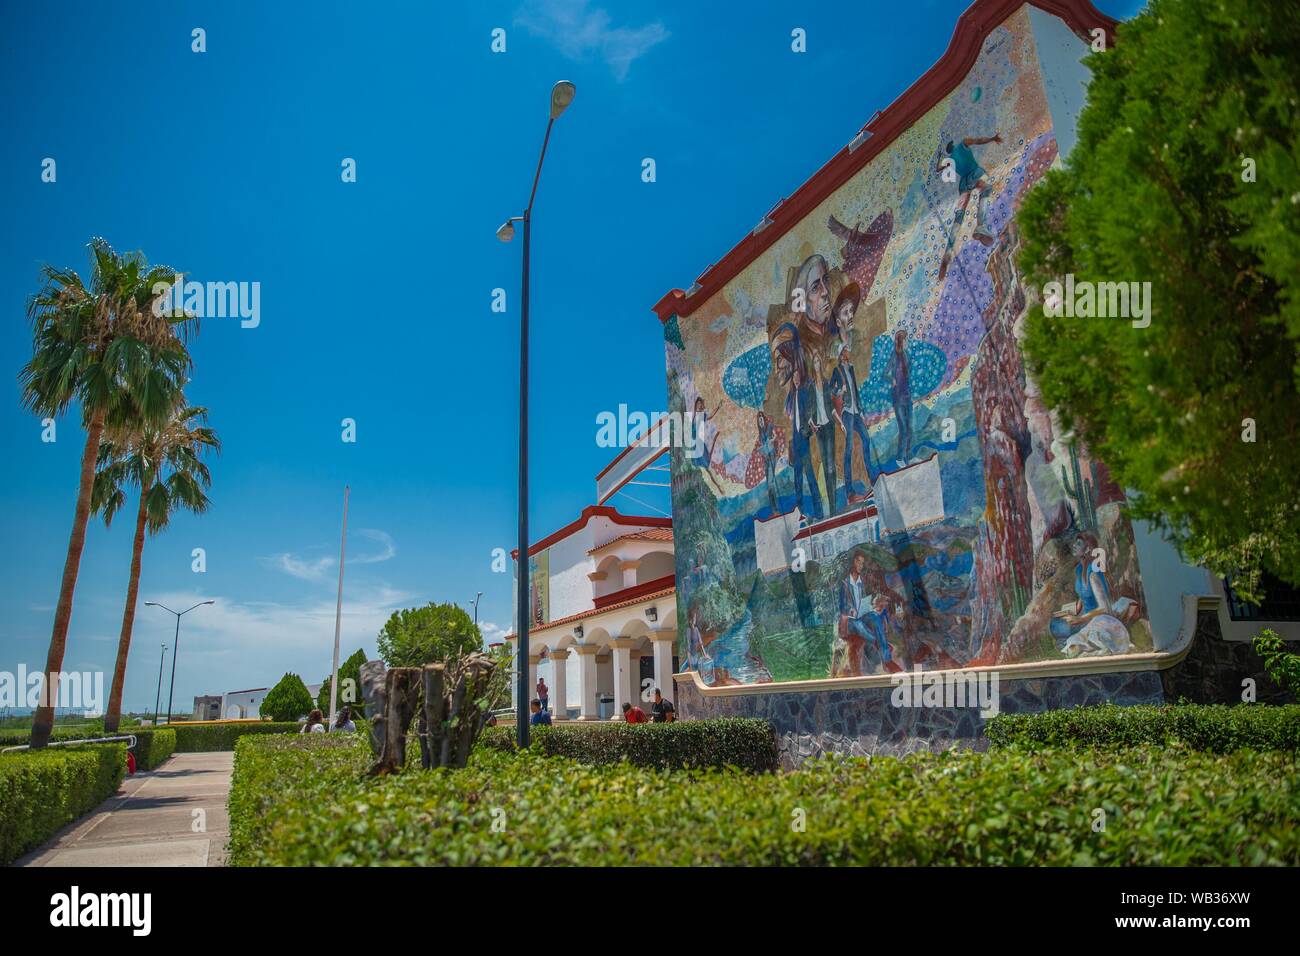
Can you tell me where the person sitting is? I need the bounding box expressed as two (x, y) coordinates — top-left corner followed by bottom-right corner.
(329, 704), (356, 733)
(651, 689), (675, 723)
(621, 701), (648, 724)
(529, 698), (551, 726)
(300, 709), (327, 733)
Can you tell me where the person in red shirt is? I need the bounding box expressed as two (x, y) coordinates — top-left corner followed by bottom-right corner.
(621, 702), (648, 724)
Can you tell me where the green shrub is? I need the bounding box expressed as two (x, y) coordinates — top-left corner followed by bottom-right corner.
(172, 722), (301, 752)
(985, 703), (1300, 752)
(132, 729), (176, 770)
(0, 745), (125, 865)
(1254, 629), (1300, 694)
(228, 734), (1299, 866)
(260, 673), (314, 722)
(477, 718), (778, 772)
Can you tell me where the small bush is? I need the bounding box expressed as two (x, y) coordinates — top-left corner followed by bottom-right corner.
(228, 734), (1300, 866)
(477, 718), (778, 772)
(133, 729), (176, 770)
(0, 745), (125, 865)
(985, 703), (1300, 752)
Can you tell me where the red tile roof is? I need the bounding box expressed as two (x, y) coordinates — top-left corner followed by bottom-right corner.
(504, 585), (676, 639)
(588, 527), (674, 554)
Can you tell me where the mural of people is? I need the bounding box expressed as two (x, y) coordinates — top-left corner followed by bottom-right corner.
(837, 549), (895, 676)
(832, 282), (861, 356)
(810, 352), (838, 515)
(792, 254), (839, 356)
(1050, 532), (1140, 657)
(831, 344), (876, 502)
(785, 360), (823, 520)
(885, 329), (914, 466)
(687, 396), (724, 494)
(936, 132), (1002, 281)
(666, 12), (1153, 685)
(756, 410), (780, 515)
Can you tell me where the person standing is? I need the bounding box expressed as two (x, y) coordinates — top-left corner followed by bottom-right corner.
(651, 689), (675, 723)
(536, 676), (549, 712)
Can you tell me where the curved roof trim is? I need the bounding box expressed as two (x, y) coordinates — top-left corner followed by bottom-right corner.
(651, 0), (1116, 324)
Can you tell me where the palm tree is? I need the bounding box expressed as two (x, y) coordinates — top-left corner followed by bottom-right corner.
(19, 238), (193, 748)
(94, 403), (219, 733)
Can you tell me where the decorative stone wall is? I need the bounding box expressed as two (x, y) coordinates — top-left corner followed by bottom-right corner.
(675, 667), (1164, 769)
(1161, 611), (1298, 706)
(674, 610), (1295, 768)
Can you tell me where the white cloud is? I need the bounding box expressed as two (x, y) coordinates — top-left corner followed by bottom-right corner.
(265, 528), (396, 581)
(352, 529), (396, 565)
(515, 0), (669, 81)
(269, 552), (334, 581)
(140, 585), (413, 687)
(478, 620), (509, 645)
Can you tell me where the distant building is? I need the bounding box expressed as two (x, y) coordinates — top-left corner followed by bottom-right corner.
(192, 695), (221, 721)
(221, 688), (268, 720)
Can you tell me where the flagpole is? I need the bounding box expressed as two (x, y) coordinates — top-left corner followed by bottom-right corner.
(329, 485), (349, 727)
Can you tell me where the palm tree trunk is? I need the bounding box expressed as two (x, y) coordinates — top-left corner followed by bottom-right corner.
(104, 482), (150, 734)
(29, 408), (106, 749)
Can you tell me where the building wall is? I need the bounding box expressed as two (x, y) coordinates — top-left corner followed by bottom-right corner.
(664, 4), (1188, 689)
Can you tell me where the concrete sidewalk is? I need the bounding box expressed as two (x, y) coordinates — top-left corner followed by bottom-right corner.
(18, 751), (233, 867)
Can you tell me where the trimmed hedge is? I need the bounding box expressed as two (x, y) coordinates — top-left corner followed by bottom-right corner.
(172, 722), (301, 752)
(0, 745), (125, 865)
(477, 718), (778, 772)
(986, 703), (1300, 753)
(133, 729), (176, 770)
(228, 734), (1300, 866)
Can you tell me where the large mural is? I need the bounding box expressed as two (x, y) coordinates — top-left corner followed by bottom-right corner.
(666, 8), (1152, 685)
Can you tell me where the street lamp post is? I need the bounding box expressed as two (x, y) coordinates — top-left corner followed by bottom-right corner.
(472, 591), (483, 628)
(498, 80), (575, 749)
(144, 601), (214, 725)
(153, 643), (168, 727)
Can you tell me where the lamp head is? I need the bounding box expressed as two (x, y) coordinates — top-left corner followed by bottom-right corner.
(496, 220), (516, 243)
(550, 80), (576, 119)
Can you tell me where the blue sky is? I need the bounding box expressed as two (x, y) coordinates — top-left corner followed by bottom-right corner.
(0, 0), (1144, 713)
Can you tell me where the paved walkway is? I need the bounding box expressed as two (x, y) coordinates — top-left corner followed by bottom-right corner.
(18, 752), (233, 867)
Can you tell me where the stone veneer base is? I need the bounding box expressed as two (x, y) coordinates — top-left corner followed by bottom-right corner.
(673, 611), (1296, 769)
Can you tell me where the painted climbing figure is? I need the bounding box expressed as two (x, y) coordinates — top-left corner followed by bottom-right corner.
(936, 132), (1002, 281)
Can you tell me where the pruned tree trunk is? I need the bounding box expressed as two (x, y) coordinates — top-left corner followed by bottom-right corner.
(363, 653), (501, 773)
(359, 660), (388, 758)
(369, 666), (420, 776)
(420, 664), (446, 769)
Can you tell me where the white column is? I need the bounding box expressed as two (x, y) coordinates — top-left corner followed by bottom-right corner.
(650, 630), (677, 702)
(574, 644), (601, 720)
(527, 654), (541, 709)
(549, 649), (569, 719)
(619, 560), (640, 590)
(611, 637), (637, 718)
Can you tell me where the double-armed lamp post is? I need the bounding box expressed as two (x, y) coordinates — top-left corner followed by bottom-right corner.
(144, 600), (214, 725)
(498, 79), (576, 748)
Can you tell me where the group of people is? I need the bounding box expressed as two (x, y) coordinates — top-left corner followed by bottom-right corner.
(527, 688), (676, 725)
(299, 704), (358, 734)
